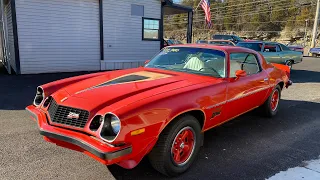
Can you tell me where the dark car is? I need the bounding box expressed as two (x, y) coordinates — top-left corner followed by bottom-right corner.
(212, 34), (243, 44)
(164, 39), (183, 47)
(196, 40), (208, 44)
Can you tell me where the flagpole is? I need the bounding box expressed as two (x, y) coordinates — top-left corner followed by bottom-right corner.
(194, 0), (203, 12)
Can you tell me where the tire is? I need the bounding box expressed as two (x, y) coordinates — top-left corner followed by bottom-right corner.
(285, 60), (293, 69)
(312, 53), (317, 57)
(260, 85), (281, 117)
(148, 115), (202, 177)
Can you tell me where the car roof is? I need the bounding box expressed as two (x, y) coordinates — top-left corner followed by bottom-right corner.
(208, 39), (232, 42)
(238, 41), (281, 45)
(170, 44), (258, 54)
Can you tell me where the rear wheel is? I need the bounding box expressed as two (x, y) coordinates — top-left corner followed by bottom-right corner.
(260, 85), (281, 117)
(312, 53), (317, 57)
(148, 115), (201, 177)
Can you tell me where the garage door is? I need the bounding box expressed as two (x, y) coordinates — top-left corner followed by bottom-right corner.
(16, 0), (100, 74)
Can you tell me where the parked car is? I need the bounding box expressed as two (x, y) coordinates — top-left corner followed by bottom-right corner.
(196, 40), (208, 44)
(26, 45), (291, 177)
(237, 41), (303, 69)
(164, 39), (183, 47)
(287, 44), (304, 54)
(212, 34), (244, 44)
(208, 40), (236, 46)
(309, 47), (320, 57)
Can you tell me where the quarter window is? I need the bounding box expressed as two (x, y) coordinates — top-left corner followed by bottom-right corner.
(230, 53), (261, 77)
(279, 44), (291, 51)
(143, 18), (160, 40)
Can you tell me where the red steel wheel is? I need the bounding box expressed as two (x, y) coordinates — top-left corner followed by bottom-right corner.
(171, 127), (196, 166)
(148, 115), (201, 177)
(259, 85), (281, 117)
(270, 89), (280, 111)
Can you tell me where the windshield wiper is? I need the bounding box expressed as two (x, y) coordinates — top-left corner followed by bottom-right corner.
(148, 65), (171, 69)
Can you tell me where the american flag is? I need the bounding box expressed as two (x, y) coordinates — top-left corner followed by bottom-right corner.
(200, 0), (212, 28)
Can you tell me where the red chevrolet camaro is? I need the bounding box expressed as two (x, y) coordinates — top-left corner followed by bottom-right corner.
(26, 45), (292, 177)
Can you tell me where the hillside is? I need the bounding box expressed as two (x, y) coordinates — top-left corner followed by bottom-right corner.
(164, 0), (317, 44)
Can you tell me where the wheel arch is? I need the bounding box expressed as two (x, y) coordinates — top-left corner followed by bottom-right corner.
(160, 109), (206, 135)
(286, 59), (294, 64)
(278, 81), (284, 90)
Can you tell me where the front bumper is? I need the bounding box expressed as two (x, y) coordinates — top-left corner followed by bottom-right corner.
(26, 105), (132, 164)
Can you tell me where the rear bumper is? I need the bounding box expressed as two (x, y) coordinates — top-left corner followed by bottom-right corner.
(25, 105), (132, 164)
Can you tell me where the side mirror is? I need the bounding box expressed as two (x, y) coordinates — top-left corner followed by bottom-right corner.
(144, 60), (150, 64)
(235, 70), (247, 79)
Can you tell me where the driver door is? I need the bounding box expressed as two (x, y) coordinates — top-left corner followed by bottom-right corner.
(223, 53), (269, 122)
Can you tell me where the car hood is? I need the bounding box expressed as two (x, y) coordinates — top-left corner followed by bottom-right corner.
(51, 68), (213, 111)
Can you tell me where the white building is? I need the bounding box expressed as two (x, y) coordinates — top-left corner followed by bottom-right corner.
(0, 0), (192, 74)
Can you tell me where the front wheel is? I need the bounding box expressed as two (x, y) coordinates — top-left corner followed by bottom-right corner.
(148, 115), (202, 177)
(285, 60), (293, 69)
(260, 85), (281, 117)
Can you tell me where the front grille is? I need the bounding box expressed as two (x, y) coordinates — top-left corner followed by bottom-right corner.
(48, 99), (90, 128)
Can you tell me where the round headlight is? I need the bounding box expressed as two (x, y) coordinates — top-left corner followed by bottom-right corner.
(99, 113), (121, 142)
(34, 87), (44, 106)
(110, 116), (121, 134)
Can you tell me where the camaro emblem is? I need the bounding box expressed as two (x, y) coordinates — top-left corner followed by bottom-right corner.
(67, 112), (80, 119)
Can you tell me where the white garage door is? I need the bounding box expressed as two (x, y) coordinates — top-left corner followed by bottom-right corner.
(16, 0), (100, 74)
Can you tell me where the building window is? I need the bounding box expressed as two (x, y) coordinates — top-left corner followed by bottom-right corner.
(143, 18), (160, 41)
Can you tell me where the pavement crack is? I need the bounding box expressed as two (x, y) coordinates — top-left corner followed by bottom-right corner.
(303, 166), (320, 174)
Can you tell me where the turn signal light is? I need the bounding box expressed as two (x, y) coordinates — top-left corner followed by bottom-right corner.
(131, 128), (145, 136)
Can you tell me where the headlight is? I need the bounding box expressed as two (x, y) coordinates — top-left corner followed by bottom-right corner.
(33, 87), (44, 106)
(99, 113), (121, 142)
(110, 115), (121, 134)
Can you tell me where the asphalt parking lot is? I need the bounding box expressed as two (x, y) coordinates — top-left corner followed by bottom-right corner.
(0, 57), (320, 180)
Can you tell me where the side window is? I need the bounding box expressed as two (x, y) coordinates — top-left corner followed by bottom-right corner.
(263, 44), (277, 52)
(280, 44), (291, 51)
(276, 45), (282, 52)
(230, 53), (260, 77)
(243, 54), (260, 75)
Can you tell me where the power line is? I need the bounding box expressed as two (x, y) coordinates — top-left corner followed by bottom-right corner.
(164, 2), (315, 23)
(166, 0), (315, 18)
(164, 19), (315, 26)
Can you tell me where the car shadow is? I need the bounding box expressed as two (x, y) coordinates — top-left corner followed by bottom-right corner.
(290, 69), (320, 83)
(108, 99), (320, 180)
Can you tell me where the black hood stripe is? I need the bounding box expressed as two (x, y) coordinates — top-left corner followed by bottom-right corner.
(94, 75), (149, 88)
(75, 71), (173, 95)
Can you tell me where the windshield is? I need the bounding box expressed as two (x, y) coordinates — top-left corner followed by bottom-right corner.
(237, 43), (263, 51)
(145, 47), (226, 78)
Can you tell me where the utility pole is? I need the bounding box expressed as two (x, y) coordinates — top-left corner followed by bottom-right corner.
(311, 0), (320, 48)
(304, 19), (309, 47)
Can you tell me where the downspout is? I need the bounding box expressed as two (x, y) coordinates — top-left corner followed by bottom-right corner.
(11, 0), (21, 74)
(160, 2), (164, 49)
(99, 0), (104, 67)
